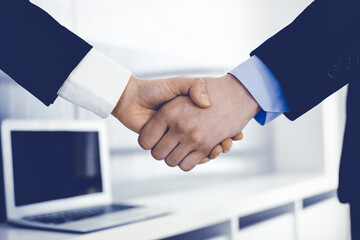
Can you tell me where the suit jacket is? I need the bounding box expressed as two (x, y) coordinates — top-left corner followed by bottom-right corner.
(0, 0), (92, 105)
(0, 0), (93, 222)
(252, 0), (360, 203)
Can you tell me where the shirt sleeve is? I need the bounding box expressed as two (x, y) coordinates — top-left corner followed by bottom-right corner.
(58, 49), (132, 118)
(229, 55), (289, 125)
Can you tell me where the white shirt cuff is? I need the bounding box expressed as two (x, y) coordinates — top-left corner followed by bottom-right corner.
(58, 49), (132, 118)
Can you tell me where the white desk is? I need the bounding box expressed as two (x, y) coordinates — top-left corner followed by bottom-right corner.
(0, 172), (341, 240)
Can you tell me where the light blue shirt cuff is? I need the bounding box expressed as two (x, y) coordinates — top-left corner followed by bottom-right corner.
(229, 56), (289, 125)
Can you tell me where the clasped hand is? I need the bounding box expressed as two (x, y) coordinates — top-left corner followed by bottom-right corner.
(112, 74), (259, 171)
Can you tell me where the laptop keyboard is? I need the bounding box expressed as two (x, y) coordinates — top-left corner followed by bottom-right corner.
(23, 204), (136, 224)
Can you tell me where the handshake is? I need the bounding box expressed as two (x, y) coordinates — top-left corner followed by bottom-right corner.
(112, 74), (260, 171)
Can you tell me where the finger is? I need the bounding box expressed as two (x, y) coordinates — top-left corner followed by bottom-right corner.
(189, 77), (211, 108)
(166, 77), (211, 108)
(138, 114), (168, 150)
(221, 138), (233, 153)
(232, 132), (243, 141)
(199, 157), (210, 164)
(164, 144), (193, 167)
(209, 145), (223, 159)
(151, 130), (179, 160)
(179, 151), (207, 172)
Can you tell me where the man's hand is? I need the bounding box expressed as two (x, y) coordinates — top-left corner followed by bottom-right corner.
(111, 75), (242, 162)
(138, 74), (260, 171)
(112, 75), (211, 133)
(199, 131), (244, 164)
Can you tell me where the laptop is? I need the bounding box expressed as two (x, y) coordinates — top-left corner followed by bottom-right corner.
(1, 120), (167, 233)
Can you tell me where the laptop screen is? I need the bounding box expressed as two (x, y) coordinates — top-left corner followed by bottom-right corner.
(10, 131), (103, 207)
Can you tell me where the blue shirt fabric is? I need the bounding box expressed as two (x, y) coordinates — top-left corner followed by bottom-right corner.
(229, 56), (289, 125)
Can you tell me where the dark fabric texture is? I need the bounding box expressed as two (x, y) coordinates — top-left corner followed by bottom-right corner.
(252, 0), (360, 204)
(252, 0), (360, 121)
(0, 0), (92, 106)
(0, 0), (93, 222)
(351, 203), (360, 240)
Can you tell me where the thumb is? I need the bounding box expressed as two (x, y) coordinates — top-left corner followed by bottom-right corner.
(167, 77), (211, 108)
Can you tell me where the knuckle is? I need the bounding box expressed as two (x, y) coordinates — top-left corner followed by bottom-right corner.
(190, 133), (203, 145)
(176, 119), (194, 133)
(164, 107), (178, 120)
(193, 77), (204, 85)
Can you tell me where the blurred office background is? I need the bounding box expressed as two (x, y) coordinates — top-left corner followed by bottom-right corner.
(0, 0), (351, 239)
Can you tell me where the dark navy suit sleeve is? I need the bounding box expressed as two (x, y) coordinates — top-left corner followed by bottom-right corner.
(0, 0), (92, 106)
(251, 0), (360, 120)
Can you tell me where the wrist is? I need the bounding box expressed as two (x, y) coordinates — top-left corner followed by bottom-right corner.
(224, 73), (261, 118)
(204, 74), (260, 132)
(112, 75), (141, 123)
